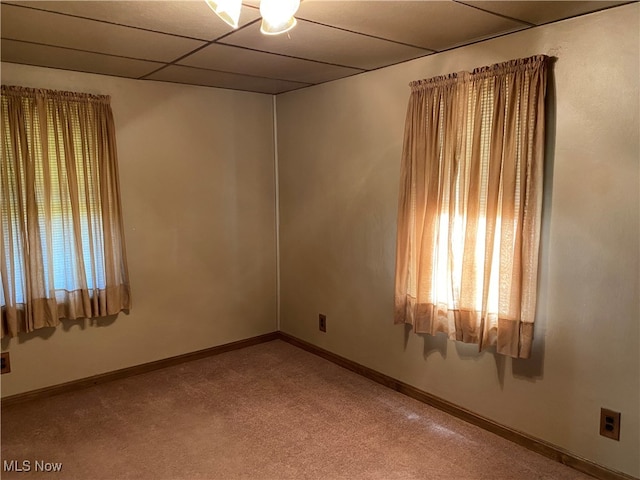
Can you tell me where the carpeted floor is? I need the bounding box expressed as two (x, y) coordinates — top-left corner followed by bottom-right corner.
(1, 340), (592, 479)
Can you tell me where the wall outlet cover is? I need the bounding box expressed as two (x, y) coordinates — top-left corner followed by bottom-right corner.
(600, 408), (621, 441)
(319, 314), (327, 333)
(1, 352), (11, 374)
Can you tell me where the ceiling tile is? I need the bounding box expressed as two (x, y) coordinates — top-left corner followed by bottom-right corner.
(297, 0), (528, 51)
(179, 44), (363, 84)
(146, 65), (311, 94)
(1, 40), (163, 79)
(461, 1), (632, 26)
(4, 1), (261, 41)
(0, 3), (206, 62)
(221, 19), (431, 70)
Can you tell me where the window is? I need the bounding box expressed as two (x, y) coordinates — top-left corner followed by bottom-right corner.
(1, 85), (131, 337)
(394, 56), (548, 358)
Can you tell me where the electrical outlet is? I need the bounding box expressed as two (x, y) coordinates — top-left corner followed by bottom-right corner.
(319, 314), (327, 333)
(600, 408), (621, 441)
(1, 352), (10, 374)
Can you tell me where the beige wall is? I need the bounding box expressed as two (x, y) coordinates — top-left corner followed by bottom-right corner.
(1, 63), (277, 396)
(276, 4), (639, 477)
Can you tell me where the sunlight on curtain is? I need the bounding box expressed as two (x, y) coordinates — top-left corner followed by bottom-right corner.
(0, 85), (131, 337)
(394, 56), (548, 358)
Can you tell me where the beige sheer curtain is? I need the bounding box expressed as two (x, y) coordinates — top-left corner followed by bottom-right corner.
(395, 56), (548, 358)
(1, 85), (131, 337)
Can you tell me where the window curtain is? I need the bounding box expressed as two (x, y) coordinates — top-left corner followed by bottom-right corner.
(1, 85), (131, 337)
(394, 55), (548, 358)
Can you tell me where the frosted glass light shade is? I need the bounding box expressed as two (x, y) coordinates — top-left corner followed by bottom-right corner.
(260, 0), (300, 35)
(260, 16), (297, 35)
(205, 0), (242, 29)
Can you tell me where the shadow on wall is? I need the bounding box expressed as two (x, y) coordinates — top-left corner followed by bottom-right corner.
(1, 314), (120, 350)
(399, 57), (558, 388)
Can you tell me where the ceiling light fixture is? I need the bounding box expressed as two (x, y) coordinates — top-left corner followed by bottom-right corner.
(205, 0), (301, 35)
(205, 0), (242, 29)
(260, 0), (301, 35)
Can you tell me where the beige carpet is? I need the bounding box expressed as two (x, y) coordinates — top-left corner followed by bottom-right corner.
(1, 340), (592, 479)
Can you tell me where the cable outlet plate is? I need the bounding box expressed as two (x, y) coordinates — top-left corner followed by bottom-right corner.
(1, 352), (10, 374)
(600, 408), (621, 441)
(319, 314), (326, 333)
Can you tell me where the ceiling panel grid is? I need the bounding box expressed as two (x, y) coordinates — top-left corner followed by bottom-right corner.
(0, 0), (633, 94)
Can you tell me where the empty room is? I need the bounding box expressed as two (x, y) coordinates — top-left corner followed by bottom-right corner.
(1, 1), (638, 479)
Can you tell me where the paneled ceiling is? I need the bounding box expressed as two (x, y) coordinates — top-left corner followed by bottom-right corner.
(0, 0), (633, 94)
